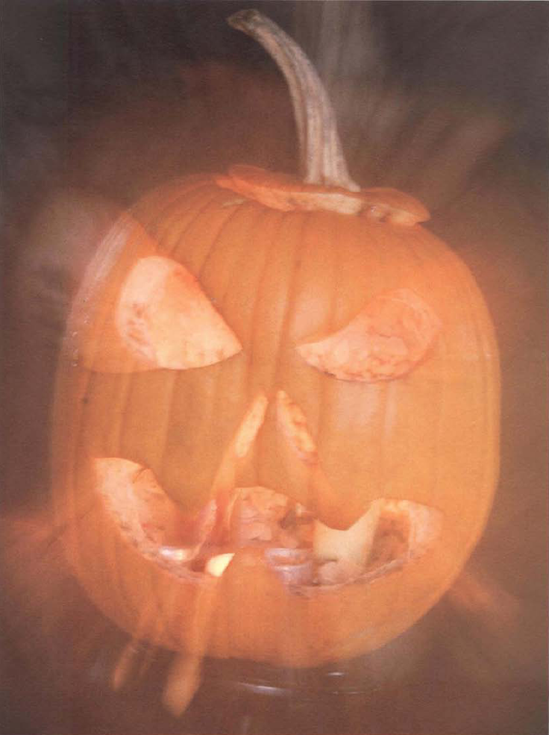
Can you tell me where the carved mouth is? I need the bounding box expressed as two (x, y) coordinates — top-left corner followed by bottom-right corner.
(95, 457), (442, 590)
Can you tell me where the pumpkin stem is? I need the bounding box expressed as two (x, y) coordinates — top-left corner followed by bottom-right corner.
(228, 9), (360, 192)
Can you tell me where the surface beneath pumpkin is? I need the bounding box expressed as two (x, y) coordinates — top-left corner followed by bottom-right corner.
(96, 458), (442, 589)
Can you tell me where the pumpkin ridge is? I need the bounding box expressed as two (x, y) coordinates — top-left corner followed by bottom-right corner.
(223, 207), (289, 486)
(168, 205), (272, 504)
(258, 212), (309, 432)
(206, 205), (276, 450)
(253, 211), (311, 488)
(406, 226), (498, 542)
(93, 498), (133, 623)
(133, 180), (214, 255)
(313, 215), (351, 503)
(445, 262), (486, 527)
(240, 209), (289, 355)
(380, 230), (440, 515)
(110, 365), (142, 462)
(267, 210), (313, 384)
(118, 370), (177, 492)
(272, 212), (310, 373)
(451, 258), (499, 539)
(247, 210), (295, 396)
(313, 215), (385, 514)
(148, 183), (226, 260)
(194, 195), (266, 287)
(147, 374), (180, 505)
(109, 508), (148, 624)
(283, 211), (337, 510)
(133, 176), (213, 231)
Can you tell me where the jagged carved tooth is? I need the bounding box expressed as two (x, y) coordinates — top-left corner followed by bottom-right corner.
(313, 500), (383, 567)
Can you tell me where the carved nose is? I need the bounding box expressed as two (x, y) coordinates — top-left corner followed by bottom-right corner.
(231, 390), (317, 468)
(217, 389), (314, 487)
(273, 390), (318, 461)
(214, 390), (347, 527)
(226, 389), (345, 523)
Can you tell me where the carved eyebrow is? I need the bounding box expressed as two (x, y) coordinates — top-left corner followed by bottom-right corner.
(296, 288), (441, 382)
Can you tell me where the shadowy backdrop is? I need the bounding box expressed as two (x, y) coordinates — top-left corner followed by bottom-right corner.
(1, 2), (547, 734)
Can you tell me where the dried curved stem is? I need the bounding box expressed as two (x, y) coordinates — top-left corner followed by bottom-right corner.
(228, 9), (360, 192)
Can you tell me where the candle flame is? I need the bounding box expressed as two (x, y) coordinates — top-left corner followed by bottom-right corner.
(205, 552), (235, 577)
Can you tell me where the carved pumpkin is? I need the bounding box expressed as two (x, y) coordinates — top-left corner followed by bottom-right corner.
(53, 11), (499, 670)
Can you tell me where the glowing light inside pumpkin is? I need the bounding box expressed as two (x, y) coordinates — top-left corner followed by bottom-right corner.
(159, 546), (194, 562)
(206, 553), (235, 577)
(227, 487), (291, 546)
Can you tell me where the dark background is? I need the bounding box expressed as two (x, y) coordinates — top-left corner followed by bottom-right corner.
(1, 2), (548, 734)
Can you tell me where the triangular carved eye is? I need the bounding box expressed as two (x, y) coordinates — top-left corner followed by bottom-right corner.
(75, 252), (242, 373)
(297, 288), (441, 382)
(116, 256), (241, 370)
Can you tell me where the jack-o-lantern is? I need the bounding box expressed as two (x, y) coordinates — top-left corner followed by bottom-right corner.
(52, 11), (499, 670)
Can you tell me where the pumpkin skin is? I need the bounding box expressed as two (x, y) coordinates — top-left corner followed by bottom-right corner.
(52, 166), (500, 668)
